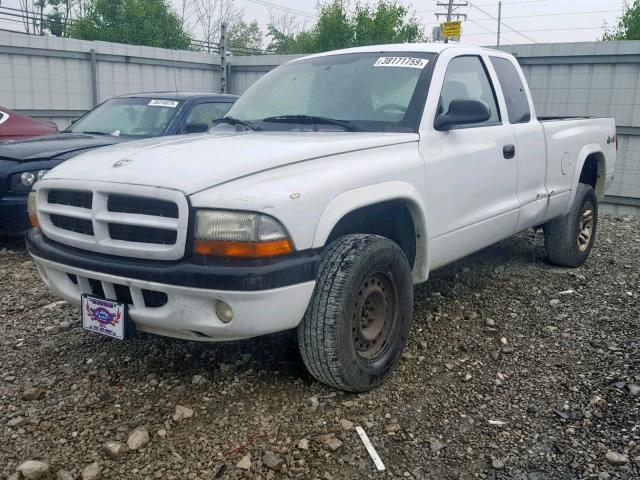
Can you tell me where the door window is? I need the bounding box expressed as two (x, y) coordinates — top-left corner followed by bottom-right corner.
(438, 56), (500, 125)
(185, 102), (233, 128)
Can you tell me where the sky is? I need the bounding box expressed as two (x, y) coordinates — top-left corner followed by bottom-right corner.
(0, 0), (628, 46)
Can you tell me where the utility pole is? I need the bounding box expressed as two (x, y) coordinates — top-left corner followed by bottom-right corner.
(497, 1), (502, 48)
(219, 22), (227, 94)
(435, 1), (468, 43)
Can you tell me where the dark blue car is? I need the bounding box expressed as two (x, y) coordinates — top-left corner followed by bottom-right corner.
(0, 92), (237, 235)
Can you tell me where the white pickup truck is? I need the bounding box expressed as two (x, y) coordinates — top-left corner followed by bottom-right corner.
(27, 44), (616, 392)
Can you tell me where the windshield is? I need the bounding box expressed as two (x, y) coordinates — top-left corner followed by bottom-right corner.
(66, 97), (183, 137)
(225, 52), (435, 132)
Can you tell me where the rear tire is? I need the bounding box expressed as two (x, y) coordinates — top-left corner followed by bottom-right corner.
(297, 234), (413, 392)
(544, 183), (598, 267)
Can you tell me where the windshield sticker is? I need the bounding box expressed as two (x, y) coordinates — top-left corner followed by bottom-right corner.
(374, 57), (429, 69)
(148, 99), (179, 108)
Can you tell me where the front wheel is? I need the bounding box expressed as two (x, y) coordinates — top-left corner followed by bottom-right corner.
(544, 183), (598, 267)
(297, 234), (413, 392)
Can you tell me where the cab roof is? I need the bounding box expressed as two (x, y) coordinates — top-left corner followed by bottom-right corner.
(293, 43), (500, 61)
(116, 92), (238, 101)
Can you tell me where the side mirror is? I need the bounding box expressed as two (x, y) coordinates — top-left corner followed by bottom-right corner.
(434, 99), (492, 131)
(185, 121), (210, 134)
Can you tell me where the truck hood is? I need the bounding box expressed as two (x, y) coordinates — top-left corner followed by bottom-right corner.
(46, 131), (418, 195)
(0, 133), (129, 162)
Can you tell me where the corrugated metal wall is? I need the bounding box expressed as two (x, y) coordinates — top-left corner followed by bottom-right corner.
(499, 41), (640, 208)
(1, 30), (640, 208)
(0, 31), (298, 128)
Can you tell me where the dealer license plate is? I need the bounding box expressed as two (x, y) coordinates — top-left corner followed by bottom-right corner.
(82, 295), (126, 340)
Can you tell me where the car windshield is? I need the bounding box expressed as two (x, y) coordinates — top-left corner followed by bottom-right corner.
(66, 97), (183, 137)
(224, 52), (435, 132)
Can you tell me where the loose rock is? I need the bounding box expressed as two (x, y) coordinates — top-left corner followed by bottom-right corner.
(127, 427), (150, 450)
(21, 387), (44, 401)
(172, 405), (194, 422)
(262, 452), (283, 470)
(81, 462), (101, 480)
(102, 441), (128, 460)
(16, 460), (49, 480)
(236, 454), (252, 470)
(605, 451), (629, 466)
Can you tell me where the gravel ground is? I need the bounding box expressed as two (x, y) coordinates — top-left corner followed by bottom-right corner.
(1, 215), (639, 480)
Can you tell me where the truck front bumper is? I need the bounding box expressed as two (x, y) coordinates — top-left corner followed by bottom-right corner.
(27, 230), (319, 341)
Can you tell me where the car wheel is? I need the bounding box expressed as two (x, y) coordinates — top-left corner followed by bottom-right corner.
(544, 183), (598, 267)
(297, 234), (413, 392)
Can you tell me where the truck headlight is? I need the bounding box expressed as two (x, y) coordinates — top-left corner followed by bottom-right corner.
(27, 191), (39, 228)
(10, 169), (49, 192)
(194, 210), (293, 258)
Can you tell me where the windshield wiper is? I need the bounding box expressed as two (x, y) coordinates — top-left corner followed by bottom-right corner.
(80, 131), (110, 136)
(212, 116), (261, 131)
(261, 115), (360, 131)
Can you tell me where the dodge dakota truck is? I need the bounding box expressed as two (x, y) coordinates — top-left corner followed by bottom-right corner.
(26, 44), (616, 392)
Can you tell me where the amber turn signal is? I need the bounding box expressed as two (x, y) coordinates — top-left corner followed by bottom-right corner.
(27, 191), (39, 229)
(194, 239), (293, 258)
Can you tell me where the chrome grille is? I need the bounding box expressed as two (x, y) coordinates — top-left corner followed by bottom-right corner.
(48, 189), (93, 209)
(50, 214), (94, 235)
(108, 223), (177, 245)
(36, 180), (189, 261)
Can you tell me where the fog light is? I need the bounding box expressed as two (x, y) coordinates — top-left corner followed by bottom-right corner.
(215, 300), (234, 323)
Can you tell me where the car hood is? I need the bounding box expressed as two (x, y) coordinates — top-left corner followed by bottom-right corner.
(46, 131), (419, 195)
(0, 133), (129, 162)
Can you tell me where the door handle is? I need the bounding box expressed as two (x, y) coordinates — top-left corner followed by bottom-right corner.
(503, 144), (516, 159)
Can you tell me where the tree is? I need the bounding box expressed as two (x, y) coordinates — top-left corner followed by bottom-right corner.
(228, 20), (263, 54)
(267, 0), (425, 54)
(353, 1), (423, 46)
(189, 0), (243, 50)
(603, 0), (640, 40)
(67, 0), (191, 49)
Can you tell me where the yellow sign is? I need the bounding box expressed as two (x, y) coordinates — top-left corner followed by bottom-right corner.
(441, 21), (462, 38)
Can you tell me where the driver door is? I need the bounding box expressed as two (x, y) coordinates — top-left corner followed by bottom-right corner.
(420, 54), (519, 269)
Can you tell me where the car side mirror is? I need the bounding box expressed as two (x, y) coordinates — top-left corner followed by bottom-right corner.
(434, 99), (492, 131)
(185, 122), (210, 134)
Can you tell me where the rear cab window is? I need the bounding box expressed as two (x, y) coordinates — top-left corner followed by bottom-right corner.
(489, 57), (531, 124)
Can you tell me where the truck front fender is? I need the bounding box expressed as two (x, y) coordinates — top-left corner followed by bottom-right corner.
(312, 181), (429, 283)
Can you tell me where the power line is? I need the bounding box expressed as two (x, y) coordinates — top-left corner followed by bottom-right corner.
(243, 0), (317, 19)
(472, 9), (619, 20)
(467, 1), (538, 43)
(474, 0), (555, 5)
(464, 25), (604, 36)
(466, 17), (516, 44)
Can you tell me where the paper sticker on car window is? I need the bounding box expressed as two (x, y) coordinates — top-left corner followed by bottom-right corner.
(374, 57), (429, 69)
(148, 99), (179, 108)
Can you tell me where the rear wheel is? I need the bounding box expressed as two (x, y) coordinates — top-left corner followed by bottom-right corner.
(544, 183), (598, 267)
(297, 234), (413, 392)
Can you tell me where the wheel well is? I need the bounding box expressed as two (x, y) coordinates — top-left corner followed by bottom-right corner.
(579, 152), (605, 196)
(325, 200), (417, 268)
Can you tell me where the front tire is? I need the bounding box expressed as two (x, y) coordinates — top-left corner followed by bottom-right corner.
(544, 183), (598, 267)
(297, 234), (413, 392)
